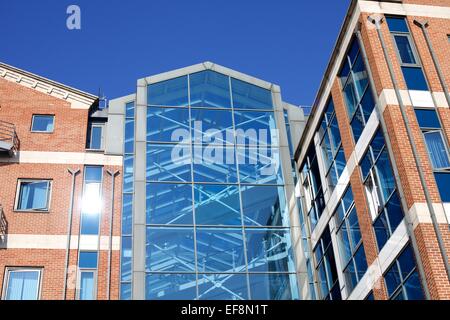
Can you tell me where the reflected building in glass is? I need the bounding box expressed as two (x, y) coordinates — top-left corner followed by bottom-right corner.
(109, 62), (308, 300)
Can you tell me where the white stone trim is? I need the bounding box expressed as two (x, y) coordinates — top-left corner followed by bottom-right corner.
(359, 1), (450, 20)
(0, 151), (123, 166)
(0, 234), (121, 251)
(0, 63), (97, 110)
(409, 202), (450, 228)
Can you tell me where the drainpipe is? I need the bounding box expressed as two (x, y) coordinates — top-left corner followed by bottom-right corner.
(63, 168), (80, 300)
(368, 15), (450, 283)
(355, 29), (431, 299)
(413, 20), (450, 108)
(106, 169), (120, 300)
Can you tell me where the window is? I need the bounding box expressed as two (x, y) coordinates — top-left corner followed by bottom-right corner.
(15, 179), (51, 212)
(87, 123), (105, 150)
(339, 38), (375, 143)
(78, 251), (98, 300)
(3, 268), (41, 300)
(360, 129), (404, 250)
(148, 76), (189, 107)
(334, 186), (368, 293)
(386, 16), (429, 91)
(384, 244), (424, 300)
(80, 166), (103, 235)
(31, 115), (54, 133)
(314, 228), (341, 300)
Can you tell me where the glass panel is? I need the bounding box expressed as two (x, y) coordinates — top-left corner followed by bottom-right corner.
(198, 274), (248, 300)
(403, 272), (424, 300)
(337, 224), (352, 266)
(147, 107), (190, 142)
(402, 67), (428, 91)
(394, 35), (416, 65)
(18, 181), (49, 211)
(147, 144), (191, 182)
(386, 193), (403, 234)
(241, 185), (288, 227)
(79, 252), (98, 269)
(147, 183), (193, 225)
(360, 87), (375, 121)
(424, 131), (450, 169)
(348, 38), (360, 65)
(385, 263), (402, 296)
(194, 184), (241, 226)
(246, 228), (295, 273)
(386, 16), (409, 33)
(6, 271), (40, 300)
(374, 213), (390, 250)
(354, 245), (368, 280)
(125, 102), (135, 118)
(120, 283), (131, 300)
(193, 146), (238, 183)
(85, 166), (103, 182)
(146, 273), (196, 300)
(351, 111), (364, 142)
(31, 115), (54, 132)
(434, 172), (450, 202)
(121, 237), (132, 282)
(237, 147), (283, 185)
(122, 194), (132, 235)
(249, 273), (298, 300)
(123, 155), (134, 192)
(344, 260), (357, 292)
(90, 125), (103, 150)
(348, 207), (362, 250)
(371, 130), (386, 160)
(231, 78), (273, 110)
(415, 109), (441, 129)
(124, 119), (134, 154)
(320, 133), (333, 170)
(234, 111), (277, 146)
(376, 150), (396, 203)
(146, 227), (195, 272)
(352, 54), (369, 99)
(329, 116), (342, 152)
(148, 76), (188, 106)
(398, 245), (416, 277)
(196, 228), (246, 272)
(79, 271), (95, 300)
(191, 109), (233, 145)
(343, 80), (357, 119)
(190, 70), (231, 108)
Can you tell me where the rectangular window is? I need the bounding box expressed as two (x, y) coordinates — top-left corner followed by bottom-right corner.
(87, 123), (105, 150)
(15, 179), (51, 212)
(3, 268), (41, 300)
(31, 115), (54, 133)
(80, 166), (103, 235)
(78, 251), (98, 300)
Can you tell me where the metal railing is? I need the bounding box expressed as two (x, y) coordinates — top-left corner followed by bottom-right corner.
(0, 120), (19, 155)
(0, 204), (7, 243)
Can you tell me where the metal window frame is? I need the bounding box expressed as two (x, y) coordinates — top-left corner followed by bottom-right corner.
(2, 267), (43, 300)
(14, 179), (52, 213)
(30, 114), (55, 133)
(76, 269), (98, 300)
(88, 122), (105, 151)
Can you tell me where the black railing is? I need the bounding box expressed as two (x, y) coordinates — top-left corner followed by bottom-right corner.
(0, 205), (7, 244)
(0, 120), (19, 155)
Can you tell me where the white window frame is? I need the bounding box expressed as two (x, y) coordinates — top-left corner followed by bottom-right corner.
(31, 114), (55, 133)
(76, 269), (98, 300)
(2, 267), (43, 300)
(14, 179), (52, 213)
(88, 123), (105, 151)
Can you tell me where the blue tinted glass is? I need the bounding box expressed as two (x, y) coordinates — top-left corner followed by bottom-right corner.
(376, 150), (396, 202)
(374, 213), (390, 250)
(342, 186), (354, 213)
(147, 107), (190, 142)
(84, 166), (103, 182)
(246, 228), (295, 273)
(196, 228), (245, 272)
(90, 126), (103, 150)
(120, 283), (131, 300)
(241, 185), (288, 227)
(237, 147), (284, 185)
(79, 271), (95, 300)
(198, 274), (248, 300)
(194, 184), (241, 225)
(360, 153), (372, 181)
(338, 224), (352, 266)
(402, 67), (428, 91)
(352, 54), (369, 99)
(371, 129), (386, 160)
(424, 131), (450, 169)
(403, 272), (424, 300)
(6, 271), (40, 300)
(193, 146), (238, 183)
(191, 109), (233, 145)
(434, 172), (450, 202)
(351, 111), (364, 141)
(249, 273), (298, 300)
(344, 260), (357, 292)
(18, 181), (49, 211)
(348, 38), (360, 65)
(32, 115), (54, 132)
(398, 245), (416, 277)
(122, 194), (132, 235)
(123, 156), (134, 193)
(147, 183), (193, 225)
(121, 237), (132, 282)
(329, 116), (342, 152)
(335, 147), (346, 177)
(147, 144), (191, 182)
(148, 76), (188, 106)
(386, 193), (403, 233)
(339, 59), (350, 82)
(348, 207), (362, 249)
(79, 252), (98, 269)
(321, 133), (333, 170)
(394, 35), (416, 64)
(344, 81), (357, 118)
(125, 102), (135, 118)
(360, 87), (375, 121)
(190, 70), (231, 108)
(235, 111), (277, 146)
(146, 227), (195, 272)
(386, 17), (409, 33)
(385, 263), (402, 296)
(415, 109), (441, 129)
(146, 273), (196, 300)
(354, 245), (368, 279)
(124, 119), (134, 154)
(81, 210), (100, 235)
(231, 78), (273, 110)
(365, 292), (374, 300)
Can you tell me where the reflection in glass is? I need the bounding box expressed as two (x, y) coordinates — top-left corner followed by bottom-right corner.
(231, 78), (273, 110)
(148, 76), (189, 106)
(190, 70), (231, 108)
(198, 274), (248, 300)
(147, 107), (190, 142)
(146, 273), (197, 300)
(249, 273), (298, 300)
(234, 111), (276, 146)
(237, 147), (283, 185)
(147, 144), (191, 182)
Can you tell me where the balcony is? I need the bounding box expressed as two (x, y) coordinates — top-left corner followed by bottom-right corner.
(0, 204), (7, 245)
(0, 120), (19, 156)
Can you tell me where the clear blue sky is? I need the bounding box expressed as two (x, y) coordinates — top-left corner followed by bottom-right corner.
(0, 0), (350, 106)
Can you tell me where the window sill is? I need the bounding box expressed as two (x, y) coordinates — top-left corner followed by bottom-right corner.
(85, 149), (105, 153)
(13, 210), (50, 214)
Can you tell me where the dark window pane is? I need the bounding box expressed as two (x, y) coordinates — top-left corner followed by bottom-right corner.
(344, 260), (357, 292)
(31, 115), (54, 132)
(198, 274), (248, 300)
(374, 213), (390, 250)
(354, 245), (368, 278)
(360, 87), (375, 121)
(402, 67), (428, 91)
(386, 192), (404, 233)
(435, 172), (450, 202)
(148, 76), (188, 106)
(147, 183), (193, 225)
(348, 207), (362, 249)
(329, 116), (342, 152)
(348, 38), (360, 65)
(386, 16), (409, 33)
(351, 112), (364, 142)
(190, 70), (231, 108)
(352, 54), (369, 99)
(403, 272), (424, 300)
(79, 252), (98, 269)
(371, 130), (386, 160)
(376, 150), (396, 203)
(394, 35), (416, 64)
(385, 264), (402, 296)
(231, 78), (273, 110)
(146, 274), (196, 300)
(398, 245), (416, 277)
(343, 81), (357, 118)
(415, 109), (441, 129)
